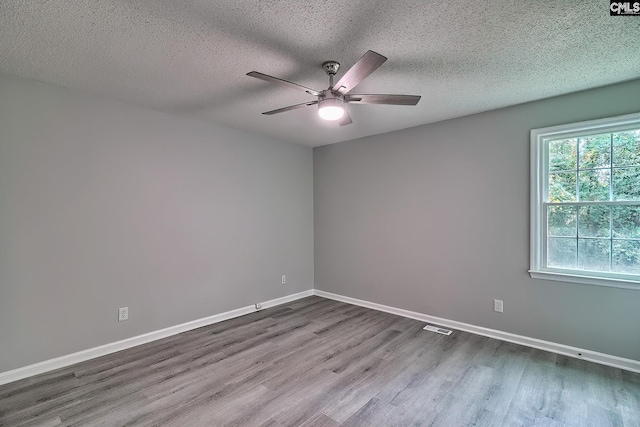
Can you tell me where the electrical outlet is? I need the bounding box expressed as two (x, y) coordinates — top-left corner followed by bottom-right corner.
(255, 302), (262, 310)
(493, 299), (503, 313)
(118, 307), (129, 321)
(281, 275), (286, 284)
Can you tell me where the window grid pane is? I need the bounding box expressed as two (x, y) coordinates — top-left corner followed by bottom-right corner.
(612, 129), (640, 167)
(549, 172), (577, 202)
(612, 240), (640, 274)
(549, 138), (577, 172)
(579, 133), (611, 170)
(613, 167), (640, 200)
(547, 237), (577, 269)
(612, 205), (640, 238)
(578, 238), (610, 272)
(547, 205), (576, 237)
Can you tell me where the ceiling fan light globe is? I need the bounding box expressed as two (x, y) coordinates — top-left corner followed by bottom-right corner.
(318, 98), (344, 121)
(319, 106), (344, 121)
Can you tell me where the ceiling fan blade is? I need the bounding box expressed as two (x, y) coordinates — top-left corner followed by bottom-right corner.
(345, 94), (421, 105)
(262, 100), (318, 115)
(338, 110), (353, 126)
(247, 71), (321, 96)
(331, 50), (387, 95)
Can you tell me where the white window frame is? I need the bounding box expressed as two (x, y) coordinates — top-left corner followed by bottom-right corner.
(530, 112), (640, 290)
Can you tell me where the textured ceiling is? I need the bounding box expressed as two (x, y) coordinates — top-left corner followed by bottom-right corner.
(1, 1), (639, 147)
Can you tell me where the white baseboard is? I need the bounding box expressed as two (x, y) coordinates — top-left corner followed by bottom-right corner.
(0, 290), (314, 386)
(313, 289), (640, 374)
(3, 288), (637, 386)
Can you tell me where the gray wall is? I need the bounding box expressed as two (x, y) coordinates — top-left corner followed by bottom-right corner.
(2, 69), (639, 375)
(314, 79), (640, 361)
(0, 72), (314, 373)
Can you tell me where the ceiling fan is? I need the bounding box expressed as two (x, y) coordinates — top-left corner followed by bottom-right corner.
(247, 50), (421, 126)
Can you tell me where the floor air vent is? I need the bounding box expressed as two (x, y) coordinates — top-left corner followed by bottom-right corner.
(423, 325), (452, 335)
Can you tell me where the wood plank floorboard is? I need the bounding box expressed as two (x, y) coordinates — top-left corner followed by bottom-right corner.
(1, 296), (639, 426)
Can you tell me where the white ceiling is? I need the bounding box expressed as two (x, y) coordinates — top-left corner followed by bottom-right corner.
(1, 1), (639, 147)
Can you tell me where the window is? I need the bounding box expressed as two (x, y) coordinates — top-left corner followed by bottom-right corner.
(530, 112), (640, 289)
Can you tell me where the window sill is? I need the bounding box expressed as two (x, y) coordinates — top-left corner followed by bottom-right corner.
(529, 269), (640, 290)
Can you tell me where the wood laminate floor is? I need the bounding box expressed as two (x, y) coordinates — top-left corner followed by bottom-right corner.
(1, 296), (639, 426)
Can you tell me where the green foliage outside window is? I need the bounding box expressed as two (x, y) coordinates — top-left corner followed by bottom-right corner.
(546, 130), (640, 274)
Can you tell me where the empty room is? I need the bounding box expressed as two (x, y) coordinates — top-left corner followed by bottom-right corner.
(1, 1), (640, 426)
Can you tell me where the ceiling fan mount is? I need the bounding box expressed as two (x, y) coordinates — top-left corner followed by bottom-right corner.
(322, 60), (340, 76)
(247, 51), (421, 126)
